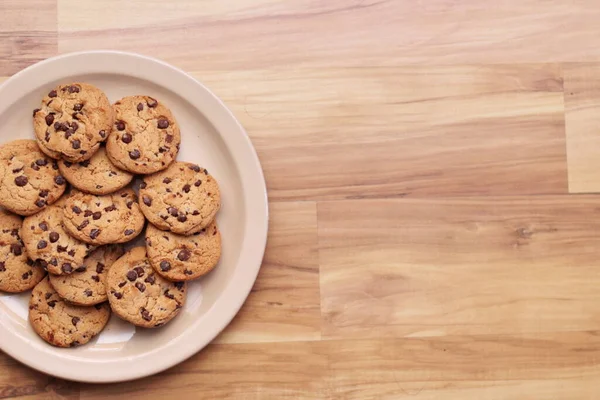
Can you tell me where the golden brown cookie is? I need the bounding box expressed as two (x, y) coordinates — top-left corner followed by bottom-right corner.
(138, 162), (220, 235)
(33, 83), (113, 162)
(106, 96), (180, 174)
(21, 201), (92, 275)
(49, 244), (124, 306)
(58, 147), (134, 195)
(106, 247), (186, 328)
(62, 189), (145, 245)
(29, 277), (111, 347)
(0, 210), (46, 293)
(146, 221), (221, 281)
(0, 140), (67, 216)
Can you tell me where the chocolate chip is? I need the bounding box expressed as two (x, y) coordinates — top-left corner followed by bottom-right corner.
(49, 258), (57, 266)
(38, 222), (48, 231)
(147, 98), (158, 107)
(124, 229), (135, 236)
(15, 176), (28, 186)
(142, 195), (152, 206)
(90, 229), (101, 239)
(39, 190), (49, 198)
(99, 130), (106, 138)
(113, 291), (123, 299)
(78, 220), (89, 230)
(157, 118), (169, 129)
(129, 149), (140, 159)
(116, 121), (125, 131)
(57, 245), (67, 253)
(62, 263), (72, 273)
(126, 270), (137, 281)
(104, 205), (117, 212)
(10, 244), (22, 256)
(71, 140), (81, 149)
(48, 90), (57, 98)
(0, 262), (5, 272)
(137, 103), (144, 111)
(166, 134), (173, 143)
(45, 131), (50, 142)
(84, 289), (93, 297)
(73, 265), (86, 273)
(184, 269), (193, 275)
(45, 293), (52, 300)
(21, 272), (29, 279)
(192, 210), (200, 216)
(141, 309), (152, 321)
(79, 160), (90, 168)
(174, 282), (184, 290)
(72, 206), (82, 214)
(68, 85), (80, 93)
(47, 300), (57, 308)
(45, 114), (54, 126)
(194, 180), (202, 187)
(37, 240), (47, 249)
(163, 178), (172, 184)
(121, 133), (132, 144)
(73, 103), (83, 112)
(68, 249), (76, 257)
(54, 175), (66, 185)
(126, 201), (133, 209)
(10, 229), (19, 237)
(164, 290), (175, 299)
(33, 108), (41, 116)
(135, 282), (146, 292)
(182, 184), (191, 193)
(31, 163), (40, 172)
(54, 121), (66, 131)
(177, 249), (191, 261)
(11, 167), (23, 174)
(91, 275), (100, 282)
(92, 211), (102, 220)
(168, 207), (178, 217)
(72, 317), (80, 326)
(189, 164), (200, 172)
(177, 214), (187, 222)
(145, 274), (156, 284)
(35, 199), (46, 208)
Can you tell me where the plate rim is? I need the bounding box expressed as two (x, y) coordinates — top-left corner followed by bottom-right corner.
(0, 50), (269, 383)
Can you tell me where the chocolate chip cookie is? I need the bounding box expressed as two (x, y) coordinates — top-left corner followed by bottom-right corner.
(58, 146), (134, 195)
(0, 140), (67, 216)
(106, 96), (180, 174)
(62, 189), (145, 245)
(29, 277), (110, 347)
(106, 247), (186, 328)
(0, 210), (46, 293)
(49, 244), (124, 306)
(139, 162), (220, 235)
(146, 221), (221, 281)
(22, 200), (91, 275)
(33, 83), (113, 163)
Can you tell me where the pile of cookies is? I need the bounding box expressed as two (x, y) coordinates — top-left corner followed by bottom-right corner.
(0, 83), (221, 348)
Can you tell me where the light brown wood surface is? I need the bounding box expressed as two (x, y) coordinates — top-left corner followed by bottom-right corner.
(2, 0), (600, 399)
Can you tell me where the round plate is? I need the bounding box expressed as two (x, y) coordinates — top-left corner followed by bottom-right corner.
(0, 51), (268, 382)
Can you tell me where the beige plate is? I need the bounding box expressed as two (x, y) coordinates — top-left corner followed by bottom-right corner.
(0, 51), (268, 383)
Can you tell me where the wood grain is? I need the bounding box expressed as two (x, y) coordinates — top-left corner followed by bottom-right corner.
(195, 65), (566, 201)
(214, 202), (321, 344)
(57, 0), (600, 69)
(319, 197), (600, 339)
(564, 63), (600, 193)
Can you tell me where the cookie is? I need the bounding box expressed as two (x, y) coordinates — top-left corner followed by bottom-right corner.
(146, 221), (221, 281)
(106, 95), (180, 174)
(22, 201), (91, 275)
(139, 162), (220, 235)
(62, 189), (145, 245)
(0, 210), (46, 293)
(106, 247), (186, 328)
(0, 140), (67, 216)
(29, 277), (110, 347)
(33, 83), (113, 163)
(58, 146), (134, 195)
(49, 244), (124, 306)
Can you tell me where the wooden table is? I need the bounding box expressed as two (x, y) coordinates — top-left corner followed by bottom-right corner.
(3, 0), (600, 398)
